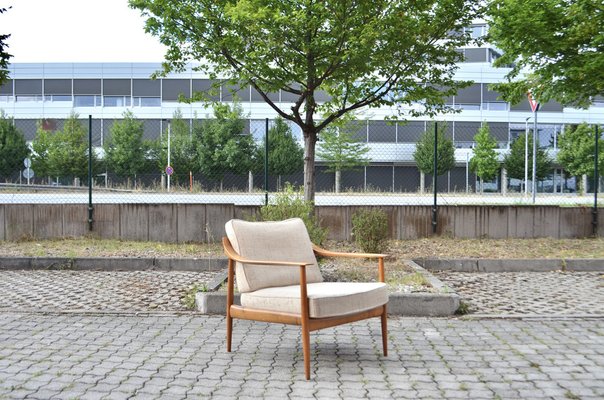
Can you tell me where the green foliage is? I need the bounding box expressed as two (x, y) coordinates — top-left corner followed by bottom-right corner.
(130, 0), (480, 201)
(317, 125), (370, 173)
(157, 109), (198, 183)
(487, 0), (604, 107)
(351, 208), (389, 254)
(470, 123), (500, 188)
(503, 132), (552, 181)
(259, 183), (327, 245)
(256, 117), (303, 176)
(104, 110), (147, 180)
(194, 103), (257, 183)
(0, 7), (11, 84)
(31, 112), (98, 181)
(413, 123), (455, 176)
(0, 111), (29, 178)
(557, 123), (604, 178)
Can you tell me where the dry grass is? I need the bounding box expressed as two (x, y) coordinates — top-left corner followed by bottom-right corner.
(2, 237), (603, 260)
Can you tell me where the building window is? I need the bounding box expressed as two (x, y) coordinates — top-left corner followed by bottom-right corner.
(454, 103), (481, 110)
(74, 95), (102, 107)
(104, 96), (131, 107)
(44, 95), (73, 102)
(465, 25), (486, 39)
(133, 97), (161, 107)
(482, 102), (509, 111)
(15, 95), (43, 102)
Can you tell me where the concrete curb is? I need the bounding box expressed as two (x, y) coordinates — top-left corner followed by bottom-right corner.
(415, 258), (604, 272)
(196, 261), (460, 316)
(0, 256), (228, 272)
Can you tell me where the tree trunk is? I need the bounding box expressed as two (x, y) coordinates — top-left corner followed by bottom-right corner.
(419, 171), (425, 193)
(303, 132), (317, 202)
(248, 171), (253, 193)
(335, 169), (341, 194)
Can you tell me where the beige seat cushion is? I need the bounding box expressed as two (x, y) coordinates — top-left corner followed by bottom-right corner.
(225, 218), (323, 293)
(240, 282), (388, 318)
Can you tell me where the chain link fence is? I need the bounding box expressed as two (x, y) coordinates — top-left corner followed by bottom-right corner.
(0, 114), (602, 207)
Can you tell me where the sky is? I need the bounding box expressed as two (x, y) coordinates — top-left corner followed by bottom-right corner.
(0, 0), (167, 63)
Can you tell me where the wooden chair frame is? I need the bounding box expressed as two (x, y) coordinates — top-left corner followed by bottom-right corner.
(223, 237), (388, 380)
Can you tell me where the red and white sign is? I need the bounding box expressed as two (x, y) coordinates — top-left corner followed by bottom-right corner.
(527, 92), (539, 113)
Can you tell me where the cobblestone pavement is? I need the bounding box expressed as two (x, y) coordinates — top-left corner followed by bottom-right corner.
(0, 271), (222, 312)
(0, 313), (603, 399)
(434, 271), (604, 316)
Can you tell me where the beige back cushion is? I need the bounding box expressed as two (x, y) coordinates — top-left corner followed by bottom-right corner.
(225, 218), (323, 293)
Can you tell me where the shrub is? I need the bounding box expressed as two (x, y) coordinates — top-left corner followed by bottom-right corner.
(259, 183), (328, 245)
(351, 208), (389, 253)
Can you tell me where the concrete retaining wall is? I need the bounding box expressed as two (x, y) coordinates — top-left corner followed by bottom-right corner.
(0, 203), (601, 242)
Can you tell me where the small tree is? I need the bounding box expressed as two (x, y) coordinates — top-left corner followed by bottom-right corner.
(557, 123), (604, 191)
(105, 110), (147, 186)
(194, 103), (256, 189)
(256, 117), (304, 189)
(31, 113), (97, 183)
(0, 111), (29, 179)
(158, 109), (198, 185)
(31, 125), (53, 181)
(470, 123), (500, 193)
(503, 132), (551, 182)
(414, 123), (455, 181)
(317, 125), (370, 193)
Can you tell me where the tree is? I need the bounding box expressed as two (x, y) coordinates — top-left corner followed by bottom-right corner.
(557, 123), (604, 187)
(105, 110), (147, 184)
(503, 132), (551, 182)
(158, 109), (198, 184)
(0, 111), (29, 179)
(31, 126), (53, 181)
(31, 112), (97, 183)
(487, 0), (604, 107)
(194, 103), (256, 189)
(256, 117), (304, 189)
(470, 123), (500, 193)
(130, 0), (480, 201)
(0, 6), (11, 84)
(413, 123), (455, 177)
(316, 124), (369, 193)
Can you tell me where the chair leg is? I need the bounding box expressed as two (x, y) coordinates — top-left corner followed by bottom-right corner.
(381, 305), (388, 357)
(301, 326), (311, 380)
(226, 314), (233, 353)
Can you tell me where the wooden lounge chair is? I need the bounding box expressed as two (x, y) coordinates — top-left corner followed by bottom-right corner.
(222, 218), (388, 380)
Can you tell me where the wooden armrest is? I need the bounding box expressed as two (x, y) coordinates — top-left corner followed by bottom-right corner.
(222, 237), (313, 267)
(312, 244), (387, 259)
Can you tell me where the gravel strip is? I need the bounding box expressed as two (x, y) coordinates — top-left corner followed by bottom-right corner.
(0, 270), (224, 312)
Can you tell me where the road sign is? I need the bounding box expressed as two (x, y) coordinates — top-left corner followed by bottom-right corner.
(23, 158), (32, 168)
(22, 168), (34, 179)
(165, 165), (174, 176)
(527, 92), (540, 113)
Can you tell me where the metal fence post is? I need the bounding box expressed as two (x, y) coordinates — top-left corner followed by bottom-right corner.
(593, 124), (600, 236)
(432, 122), (438, 234)
(265, 118), (269, 206)
(88, 115), (94, 231)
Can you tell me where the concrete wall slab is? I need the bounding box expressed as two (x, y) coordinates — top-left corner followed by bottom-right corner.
(92, 204), (120, 239)
(148, 204), (177, 242)
(5, 204), (34, 240)
(120, 204), (148, 241)
(63, 204), (89, 237)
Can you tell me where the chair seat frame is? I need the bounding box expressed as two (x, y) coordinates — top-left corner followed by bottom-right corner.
(223, 237), (388, 380)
